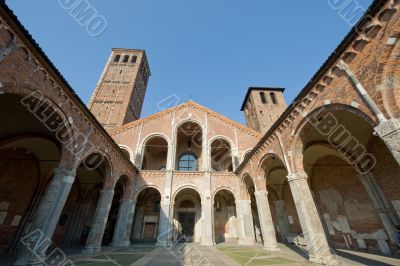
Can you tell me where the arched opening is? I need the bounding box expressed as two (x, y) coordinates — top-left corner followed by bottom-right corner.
(142, 136), (168, 170)
(56, 152), (111, 248)
(298, 106), (400, 254)
(242, 175), (262, 244)
(173, 188), (202, 242)
(131, 55), (137, 63)
(213, 189), (237, 244)
(131, 187), (161, 243)
(0, 94), (62, 254)
(270, 92), (277, 104)
(120, 147), (130, 160)
(122, 55), (129, 63)
(210, 138), (233, 172)
(176, 122), (202, 171)
(114, 54), (121, 62)
(260, 155), (301, 244)
(260, 92), (267, 104)
(102, 176), (130, 245)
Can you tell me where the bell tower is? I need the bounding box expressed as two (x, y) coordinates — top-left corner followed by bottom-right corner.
(88, 48), (150, 130)
(241, 87), (287, 134)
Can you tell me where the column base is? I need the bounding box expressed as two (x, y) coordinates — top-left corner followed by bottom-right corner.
(263, 245), (280, 251)
(14, 255), (43, 266)
(309, 254), (340, 266)
(238, 239), (256, 245)
(156, 240), (172, 247)
(110, 241), (130, 247)
(84, 246), (101, 255)
(200, 239), (215, 246)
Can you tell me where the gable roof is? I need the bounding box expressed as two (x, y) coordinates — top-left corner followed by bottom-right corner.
(240, 87), (285, 111)
(110, 100), (261, 138)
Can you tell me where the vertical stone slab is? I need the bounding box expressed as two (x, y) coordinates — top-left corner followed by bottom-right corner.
(254, 191), (279, 251)
(111, 199), (136, 247)
(287, 172), (339, 265)
(15, 168), (75, 265)
(359, 173), (397, 243)
(85, 188), (114, 254)
(237, 200), (256, 245)
(227, 206), (238, 238)
(274, 200), (289, 242)
(374, 118), (400, 166)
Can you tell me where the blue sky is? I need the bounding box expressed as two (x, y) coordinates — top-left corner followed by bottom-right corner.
(7, 0), (372, 124)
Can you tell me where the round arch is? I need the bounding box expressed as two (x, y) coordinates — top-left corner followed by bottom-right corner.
(79, 148), (113, 186)
(172, 185), (203, 203)
(213, 187), (238, 201)
(290, 103), (378, 172)
(257, 153), (286, 178)
(141, 134), (169, 170)
(133, 185), (162, 202)
(118, 144), (133, 161)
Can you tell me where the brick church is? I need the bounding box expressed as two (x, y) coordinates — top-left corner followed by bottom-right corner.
(0, 0), (400, 265)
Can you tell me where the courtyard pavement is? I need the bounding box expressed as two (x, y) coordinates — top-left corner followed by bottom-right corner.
(65, 243), (400, 266)
(1, 243), (400, 265)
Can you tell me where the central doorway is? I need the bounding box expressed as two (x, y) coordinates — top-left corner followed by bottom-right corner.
(173, 188), (202, 243)
(178, 212), (195, 241)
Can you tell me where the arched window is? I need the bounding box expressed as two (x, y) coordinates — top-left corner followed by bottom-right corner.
(114, 54), (121, 62)
(178, 153), (197, 171)
(123, 55), (129, 63)
(131, 55), (137, 63)
(270, 92), (277, 104)
(260, 92), (267, 104)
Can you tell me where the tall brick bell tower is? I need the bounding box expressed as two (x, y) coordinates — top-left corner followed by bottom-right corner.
(241, 87), (287, 134)
(88, 48), (150, 130)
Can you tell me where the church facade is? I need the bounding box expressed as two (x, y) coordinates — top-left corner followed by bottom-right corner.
(0, 0), (400, 265)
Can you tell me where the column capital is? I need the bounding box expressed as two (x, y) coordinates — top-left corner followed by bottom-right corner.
(54, 167), (76, 177)
(254, 190), (268, 197)
(100, 188), (115, 195)
(237, 199), (252, 205)
(374, 118), (400, 138)
(287, 172), (308, 182)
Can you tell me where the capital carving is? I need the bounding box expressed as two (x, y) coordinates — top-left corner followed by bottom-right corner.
(287, 172), (308, 182)
(254, 190), (268, 197)
(374, 118), (400, 137)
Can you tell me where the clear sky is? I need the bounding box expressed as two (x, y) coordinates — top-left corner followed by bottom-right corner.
(6, 0), (372, 124)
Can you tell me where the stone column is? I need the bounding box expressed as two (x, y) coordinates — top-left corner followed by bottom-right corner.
(201, 199), (214, 245)
(359, 173), (397, 243)
(85, 188), (114, 254)
(237, 200), (256, 245)
(15, 167), (75, 265)
(111, 199), (136, 247)
(254, 191), (279, 251)
(374, 118), (400, 166)
(201, 171), (214, 245)
(287, 172), (338, 265)
(63, 200), (87, 246)
(157, 200), (172, 246)
(274, 200), (289, 242)
(156, 171), (173, 246)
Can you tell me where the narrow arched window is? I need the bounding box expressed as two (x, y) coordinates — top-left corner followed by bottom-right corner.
(270, 92), (277, 104)
(123, 55), (129, 63)
(131, 55), (137, 63)
(260, 92), (267, 104)
(114, 54), (121, 62)
(178, 153), (197, 171)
